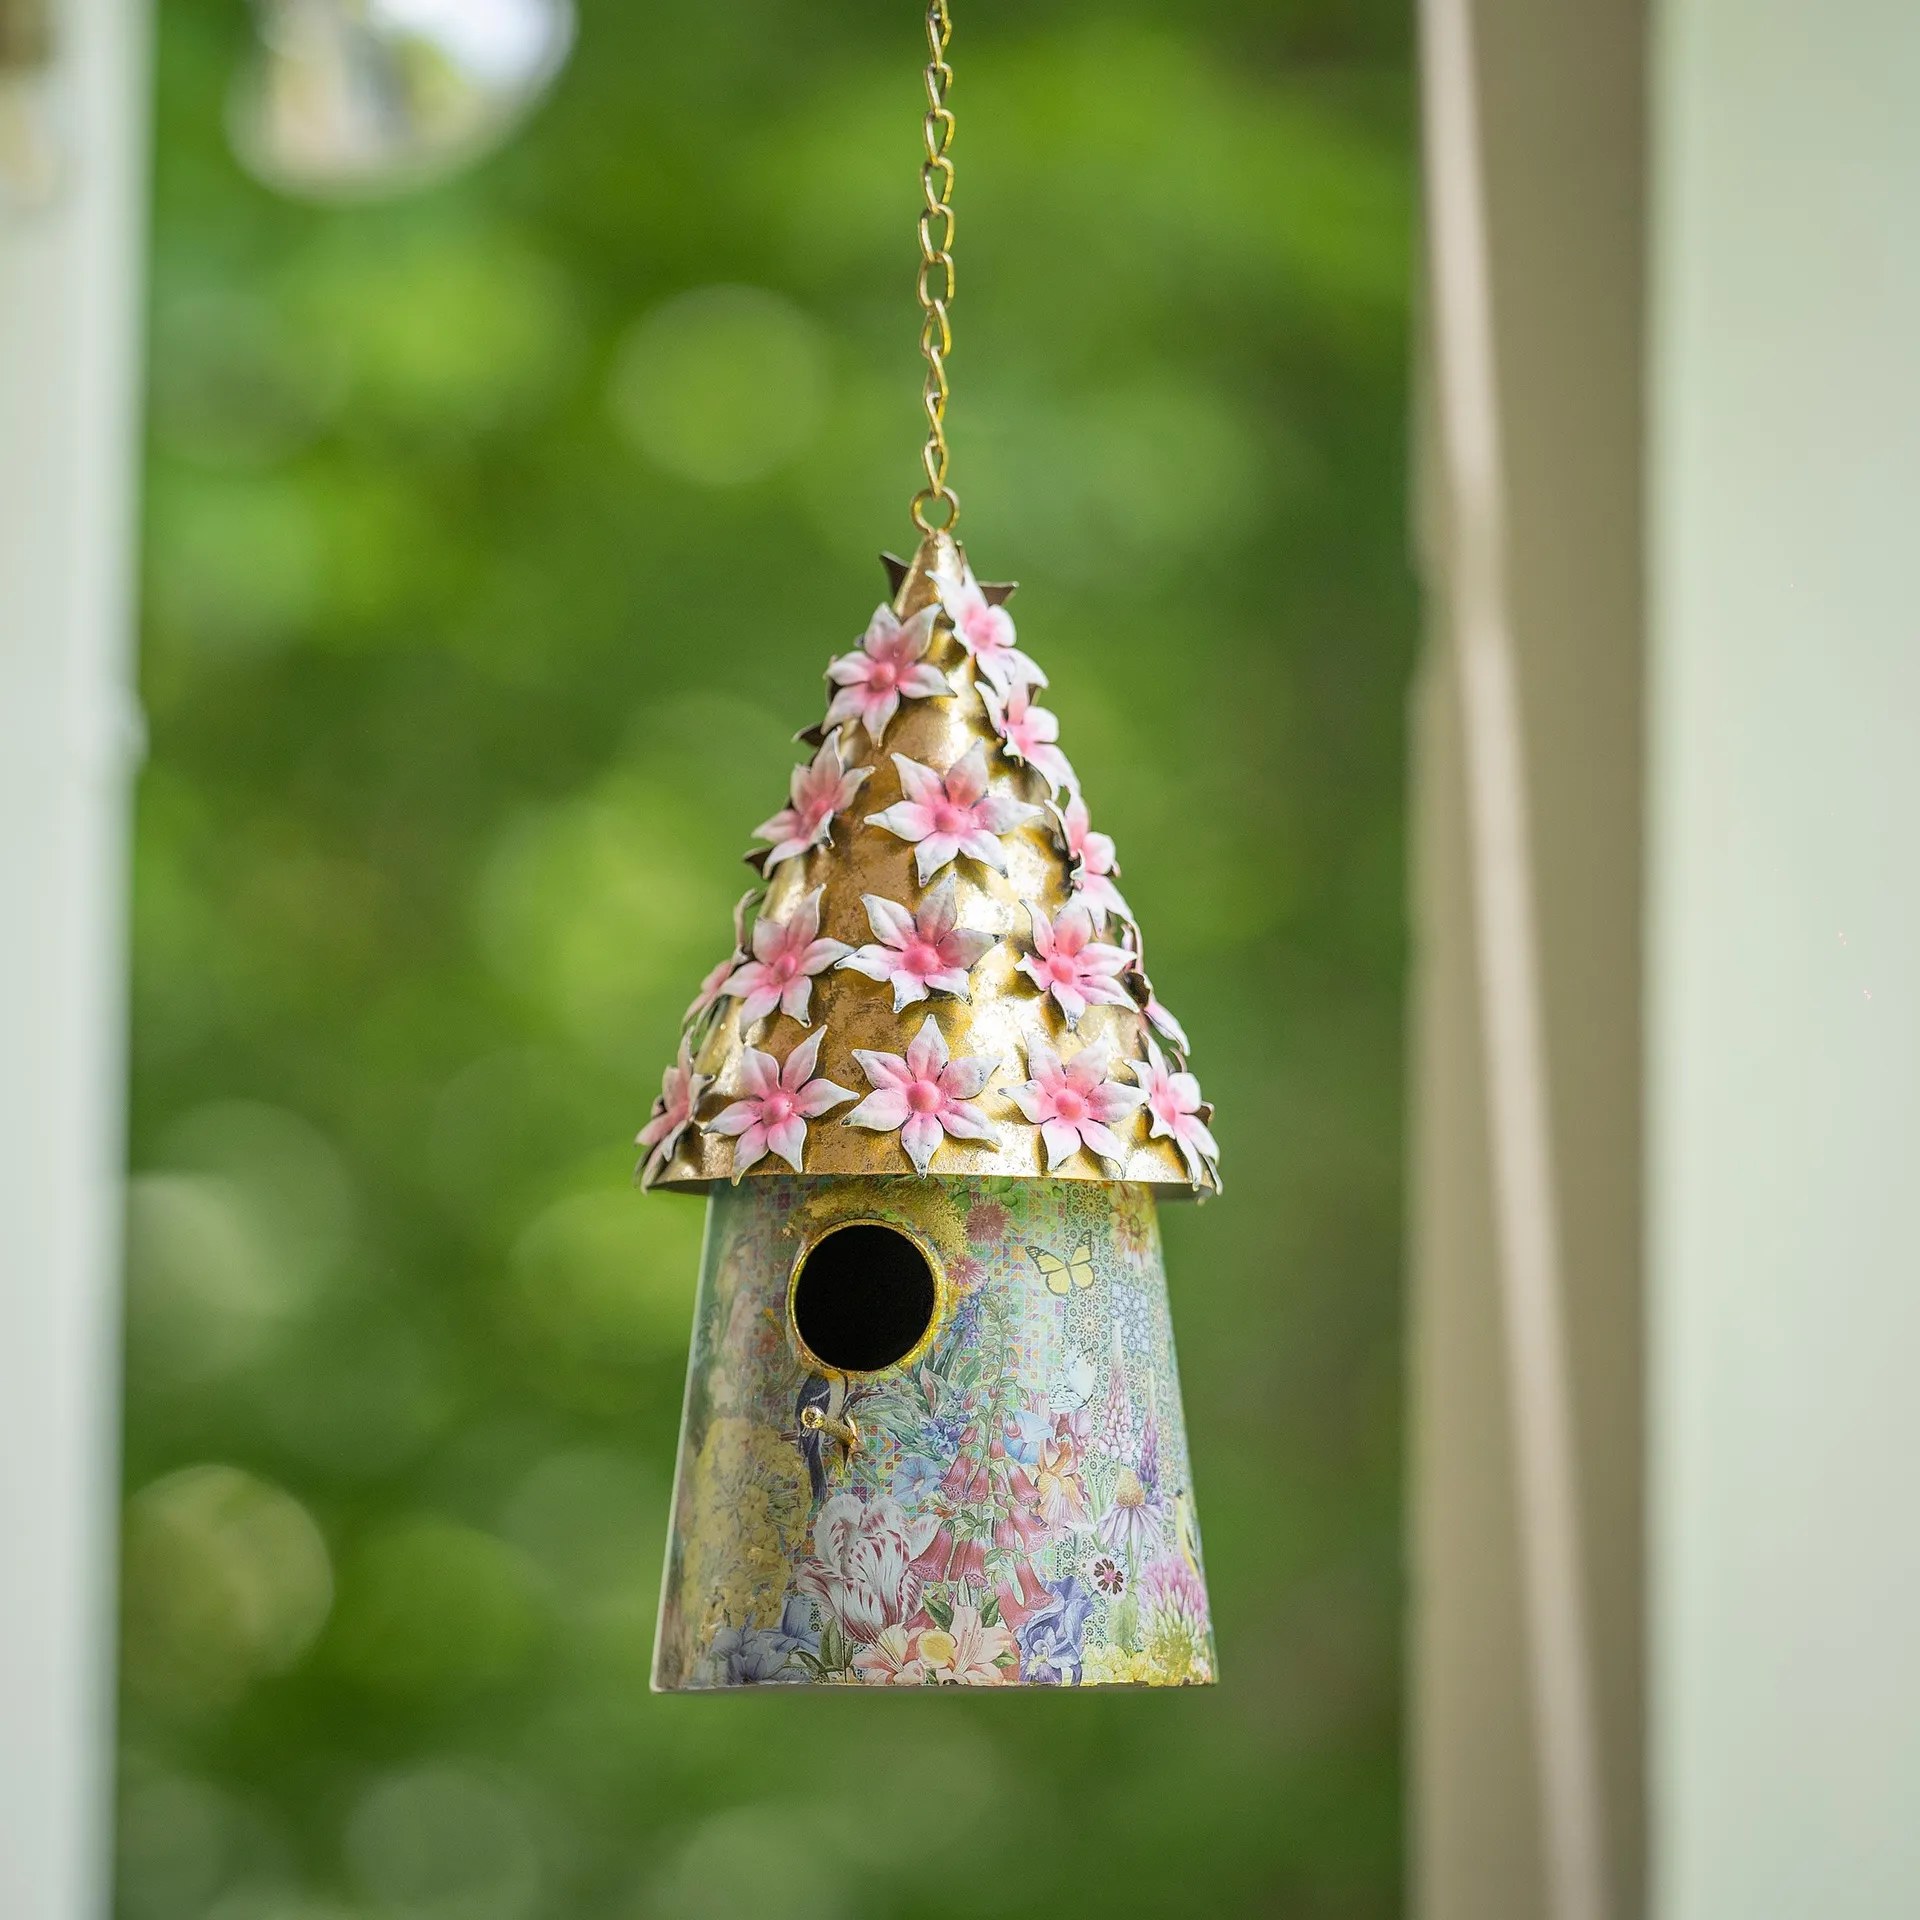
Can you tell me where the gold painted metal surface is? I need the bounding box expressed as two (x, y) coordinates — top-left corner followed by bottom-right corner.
(651, 530), (1211, 1195)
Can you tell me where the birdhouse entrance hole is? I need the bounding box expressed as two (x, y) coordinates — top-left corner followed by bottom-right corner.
(790, 1222), (938, 1374)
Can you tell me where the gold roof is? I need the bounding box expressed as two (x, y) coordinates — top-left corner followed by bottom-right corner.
(640, 530), (1217, 1196)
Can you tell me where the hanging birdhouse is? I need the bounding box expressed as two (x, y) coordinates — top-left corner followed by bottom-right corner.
(638, 3), (1219, 1690)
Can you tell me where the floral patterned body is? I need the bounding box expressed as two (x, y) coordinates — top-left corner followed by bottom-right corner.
(652, 1176), (1215, 1690)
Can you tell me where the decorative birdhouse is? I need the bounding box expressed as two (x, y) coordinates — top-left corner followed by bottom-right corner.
(640, 531), (1220, 1689)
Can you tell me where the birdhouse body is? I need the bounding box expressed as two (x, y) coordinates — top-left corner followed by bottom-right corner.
(651, 1176), (1213, 1689)
(638, 531), (1220, 1689)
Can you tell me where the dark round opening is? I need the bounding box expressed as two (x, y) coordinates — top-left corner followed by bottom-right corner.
(791, 1223), (938, 1374)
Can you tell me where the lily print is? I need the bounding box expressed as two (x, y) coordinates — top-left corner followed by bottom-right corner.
(836, 873), (996, 1011)
(825, 604), (949, 744)
(753, 733), (871, 872)
(867, 740), (1045, 884)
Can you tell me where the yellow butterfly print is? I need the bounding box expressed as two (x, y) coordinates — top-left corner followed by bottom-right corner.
(1027, 1237), (1097, 1296)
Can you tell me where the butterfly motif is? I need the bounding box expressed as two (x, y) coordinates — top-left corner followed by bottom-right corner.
(1027, 1237), (1096, 1296)
(1049, 1351), (1098, 1413)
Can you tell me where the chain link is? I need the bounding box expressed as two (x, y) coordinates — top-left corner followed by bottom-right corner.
(910, 0), (959, 534)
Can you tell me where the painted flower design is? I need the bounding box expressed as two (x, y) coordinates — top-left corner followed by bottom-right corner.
(847, 1015), (999, 1176)
(721, 887), (851, 1027)
(1141, 1553), (1208, 1630)
(753, 734), (871, 872)
(1055, 795), (1132, 925)
(705, 1028), (855, 1177)
(1090, 1554), (1127, 1598)
(825, 604), (948, 744)
(1130, 1035), (1219, 1184)
(981, 681), (1076, 794)
(1095, 1467), (1163, 1565)
(1098, 1322), (1135, 1460)
(1007, 1034), (1145, 1173)
(836, 874), (996, 1011)
(850, 1622), (926, 1686)
(867, 741), (1044, 884)
(914, 1601), (1015, 1685)
(793, 1492), (939, 1647)
(635, 1037), (710, 1188)
(1016, 1577), (1094, 1685)
(933, 550), (1046, 696)
(1016, 901), (1133, 1025)
(1031, 1415), (1092, 1532)
(1096, 1411), (1168, 1564)
(693, 1598), (818, 1686)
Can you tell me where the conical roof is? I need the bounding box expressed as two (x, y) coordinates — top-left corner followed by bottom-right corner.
(637, 530), (1219, 1196)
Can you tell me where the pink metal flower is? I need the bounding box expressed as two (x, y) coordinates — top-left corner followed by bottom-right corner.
(1007, 1034), (1145, 1173)
(847, 1015), (999, 1176)
(1143, 990), (1191, 1055)
(753, 733), (871, 871)
(981, 681), (1076, 794)
(866, 740), (1044, 884)
(1120, 927), (1193, 1056)
(825, 604), (948, 744)
(1055, 795), (1131, 925)
(836, 874), (996, 1011)
(1015, 901), (1133, 1025)
(933, 551), (1046, 697)
(681, 888), (760, 1030)
(1131, 1035), (1219, 1184)
(721, 886), (852, 1027)
(635, 1037), (710, 1188)
(705, 1028), (855, 1177)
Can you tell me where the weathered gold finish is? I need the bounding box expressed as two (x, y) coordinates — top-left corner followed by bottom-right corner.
(910, 0), (959, 534)
(650, 530), (1211, 1195)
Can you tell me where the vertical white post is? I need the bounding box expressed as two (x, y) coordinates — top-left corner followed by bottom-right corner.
(1651, 2), (1920, 1914)
(0, 1), (148, 1915)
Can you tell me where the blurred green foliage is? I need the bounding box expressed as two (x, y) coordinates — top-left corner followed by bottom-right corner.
(121, 2), (1414, 1916)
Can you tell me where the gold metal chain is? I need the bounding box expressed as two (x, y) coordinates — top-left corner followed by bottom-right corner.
(910, 0), (959, 534)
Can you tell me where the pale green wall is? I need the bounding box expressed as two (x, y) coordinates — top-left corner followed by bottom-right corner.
(1651, 2), (1920, 1912)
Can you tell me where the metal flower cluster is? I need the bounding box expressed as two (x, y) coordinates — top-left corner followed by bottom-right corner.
(636, 551), (1218, 1191)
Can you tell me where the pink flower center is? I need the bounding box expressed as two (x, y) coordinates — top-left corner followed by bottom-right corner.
(932, 799), (976, 835)
(901, 937), (942, 977)
(906, 1080), (944, 1116)
(867, 660), (900, 692)
(770, 951), (801, 981)
(760, 1089), (796, 1124)
(1047, 953), (1081, 984)
(1051, 1086), (1088, 1124)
